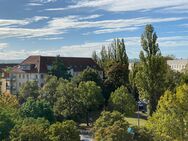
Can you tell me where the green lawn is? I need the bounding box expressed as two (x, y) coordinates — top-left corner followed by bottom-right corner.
(125, 112), (147, 127)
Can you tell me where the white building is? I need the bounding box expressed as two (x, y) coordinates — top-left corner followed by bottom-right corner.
(1, 56), (102, 95)
(167, 59), (188, 72)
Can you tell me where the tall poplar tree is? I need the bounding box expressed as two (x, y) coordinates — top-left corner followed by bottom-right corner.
(135, 24), (168, 115)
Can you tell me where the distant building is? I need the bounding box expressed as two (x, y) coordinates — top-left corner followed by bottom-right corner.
(167, 59), (188, 72)
(1, 56), (102, 95)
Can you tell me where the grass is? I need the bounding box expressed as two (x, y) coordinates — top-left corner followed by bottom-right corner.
(125, 112), (147, 127)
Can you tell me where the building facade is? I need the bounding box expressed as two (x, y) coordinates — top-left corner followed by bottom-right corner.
(1, 56), (102, 95)
(167, 59), (188, 72)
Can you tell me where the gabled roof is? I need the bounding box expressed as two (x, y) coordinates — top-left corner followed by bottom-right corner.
(12, 55), (102, 73)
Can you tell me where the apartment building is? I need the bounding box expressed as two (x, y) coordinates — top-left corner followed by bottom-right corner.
(1, 56), (102, 95)
(167, 59), (188, 72)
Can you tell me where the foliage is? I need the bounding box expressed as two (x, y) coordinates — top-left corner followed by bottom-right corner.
(39, 75), (59, 105)
(20, 98), (54, 122)
(48, 120), (80, 141)
(106, 62), (129, 89)
(49, 55), (71, 79)
(93, 111), (132, 141)
(0, 93), (19, 108)
(128, 63), (139, 101)
(72, 67), (102, 86)
(78, 81), (103, 125)
(146, 84), (188, 141)
(18, 80), (40, 103)
(10, 118), (50, 141)
(0, 108), (17, 140)
(109, 86), (136, 115)
(135, 24), (168, 115)
(53, 80), (81, 120)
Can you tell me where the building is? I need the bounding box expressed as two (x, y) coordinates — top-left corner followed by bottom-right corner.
(167, 59), (188, 72)
(0, 64), (19, 94)
(1, 56), (102, 95)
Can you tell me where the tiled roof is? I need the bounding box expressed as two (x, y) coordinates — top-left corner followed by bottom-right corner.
(12, 56), (102, 73)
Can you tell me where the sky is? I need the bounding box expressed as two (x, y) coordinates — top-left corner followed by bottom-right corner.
(0, 0), (188, 60)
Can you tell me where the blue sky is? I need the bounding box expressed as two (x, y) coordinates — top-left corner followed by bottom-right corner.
(0, 0), (188, 59)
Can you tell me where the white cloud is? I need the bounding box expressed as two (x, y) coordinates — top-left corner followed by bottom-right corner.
(0, 15), (185, 39)
(46, 0), (188, 13)
(38, 37), (64, 40)
(30, 0), (57, 4)
(0, 43), (8, 49)
(27, 3), (43, 6)
(47, 16), (185, 34)
(0, 16), (48, 27)
(0, 36), (187, 60)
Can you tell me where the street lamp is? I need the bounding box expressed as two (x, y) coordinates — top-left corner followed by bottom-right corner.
(137, 101), (142, 127)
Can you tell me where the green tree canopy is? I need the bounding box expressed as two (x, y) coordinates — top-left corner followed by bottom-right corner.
(106, 62), (129, 88)
(48, 120), (80, 141)
(20, 98), (54, 122)
(53, 80), (81, 120)
(49, 55), (71, 79)
(135, 24), (168, 115)
(10, 118), (50, 141)
(93, 111), (131, 141)
(72, 67), (102, 86)
(146, 84), (188, 141)
(109, 86), (136, 115)
(39, 75), (59, 105)
(0, 108), (17, 140)
(18, 80), (40, 103)
(78, 81), (104, 125)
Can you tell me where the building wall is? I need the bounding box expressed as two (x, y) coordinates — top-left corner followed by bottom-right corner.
(167, 59), (188, 72)
(8, 73), (47, 94)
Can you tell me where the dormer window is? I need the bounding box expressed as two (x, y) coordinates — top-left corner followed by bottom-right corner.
(20, 64), (31, 71)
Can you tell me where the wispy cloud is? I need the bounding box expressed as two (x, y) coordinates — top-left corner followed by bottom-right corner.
(46, 0), (188, 13)
(30, 0), (57, 4)
(0, 16), (48, 27)
(0, 15), (185, 39)
(48, 16), (185, 34)
(0, 43), (8, 49)
(1, 36), (187, 60)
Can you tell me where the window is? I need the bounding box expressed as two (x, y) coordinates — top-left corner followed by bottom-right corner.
(19, 82), (21, 87)
(22, 74), (25, 79)
(19, 74), (21, 78)
(27, 74), (29, 79)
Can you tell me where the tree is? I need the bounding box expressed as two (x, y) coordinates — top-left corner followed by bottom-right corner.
(49, 55), (71, 79)
(10, 118), (50, 141)
(18, 80), (40, 103)
(53, 80), (81, 120)
(20, 98), (54, 122)
(0, 92), (19, 108)
(78, 81), (104, 126)
(92, 38), (129, 70)
(129, 63), (139, 101)
(0, 108), (16, 140)
(146, 84), (188, 141)
(109, 86), (136, 115)
(93, 111), (132, 141)
(72, 67), (102, 86)
(39, 76), (59, 105)
(135, 24), (168, 115)
(48, 120), (80, 141)
(106, 62), (129, 89)
(0, 94), (20, 140)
